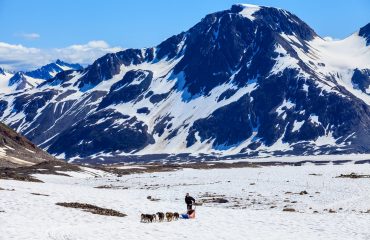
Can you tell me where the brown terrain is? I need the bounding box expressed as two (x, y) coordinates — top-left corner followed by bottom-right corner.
(55, 202), (127, 217)
(0, 122), (57, 168)
(0, 121), (83, 181)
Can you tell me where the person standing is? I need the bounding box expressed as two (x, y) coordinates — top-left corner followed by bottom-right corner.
(185, 193), (195, 211)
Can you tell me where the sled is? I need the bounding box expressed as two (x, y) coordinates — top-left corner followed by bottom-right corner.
(181, 209), (196, 219)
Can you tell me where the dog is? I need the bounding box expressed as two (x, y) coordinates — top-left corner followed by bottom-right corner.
(156, 212), (165, 222)
(141, 213), (147, 222)
(152, 214), (157, 222)
(147, 214), (154, 222)
(141, 214), (154, 223)
(173, 212), (179, 220)
(165, 212), (174, 221)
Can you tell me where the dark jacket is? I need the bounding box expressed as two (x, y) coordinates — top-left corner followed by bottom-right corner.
(185, 196), (195, 205)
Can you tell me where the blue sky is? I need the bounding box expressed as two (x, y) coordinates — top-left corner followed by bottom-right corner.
(0, 0), (369, 70)
(1, 0), (370, 48)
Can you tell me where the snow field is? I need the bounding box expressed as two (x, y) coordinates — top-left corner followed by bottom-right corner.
(1, 163), (370, 239)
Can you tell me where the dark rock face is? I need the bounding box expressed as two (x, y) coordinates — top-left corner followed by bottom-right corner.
(174, 10), (256, 96)
(0, 100), (8, 118)
(359, 23), (370, 46)
(55, 60), (83, 71)
(352, 69), (370, 93)
(12, 91), (57, 121)
(253, 6), (317, 41)
(27, 91), (106, 147)
(99, 70), (153, 108)
(187, 94), (254, 149)
(48, 110), (154, 158)
(149, 92), (170, 104)
(39, 70), (82, 88)
(76, 49), (155, 91)
(153, 115), (173, 137)
(137, 107), (150, 114)
(76, 53), (122, 91)
(218, 89), (238, 102)
(8, 72), (28, 90)
(0, 5), (369, 162)
(156, 33), (186, 60)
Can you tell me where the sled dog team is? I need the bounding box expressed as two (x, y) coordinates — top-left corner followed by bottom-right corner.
(141, 212), (179, 223)
(141, 193), (196, 223)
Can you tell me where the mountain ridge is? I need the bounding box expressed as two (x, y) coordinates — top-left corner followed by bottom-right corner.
(0, 60), (82, 93)
(0, 4), (370, 163)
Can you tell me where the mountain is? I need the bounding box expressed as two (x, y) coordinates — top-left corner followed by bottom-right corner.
(25, 59), (83, 80)
(0, 68), (14, 94)
(0, 4), (370, 163)
(0, 121), (56, 168)
(7, 71), (44, 91)
(0, 60), (82, 94)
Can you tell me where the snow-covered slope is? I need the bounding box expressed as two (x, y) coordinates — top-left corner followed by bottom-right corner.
(0, 4), (370, 163)
(0, 68), (15, 94)
(2, 163), (370, 239)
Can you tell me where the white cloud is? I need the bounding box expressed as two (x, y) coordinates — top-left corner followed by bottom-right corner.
(0, 40), (123, 71)
(323, 36), (340, 42)
(18, 33), (41, 40)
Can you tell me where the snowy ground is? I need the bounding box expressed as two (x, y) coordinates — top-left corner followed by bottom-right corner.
(1, 163), (370, 240)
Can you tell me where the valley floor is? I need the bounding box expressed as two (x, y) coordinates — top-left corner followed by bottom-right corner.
(1, 162), (370, 240)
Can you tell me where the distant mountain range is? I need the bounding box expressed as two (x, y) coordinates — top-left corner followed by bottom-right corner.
(0, 60), (82, 93)
(0, 4), (370, 163)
